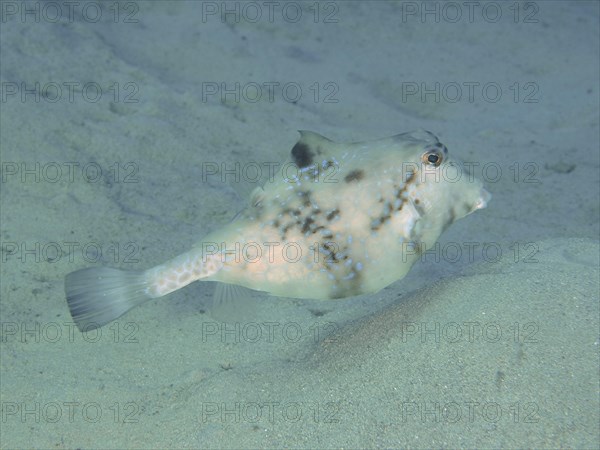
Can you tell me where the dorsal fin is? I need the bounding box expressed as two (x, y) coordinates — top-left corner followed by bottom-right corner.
(291, 130), (336, 168)
(390, 129), (439, 145)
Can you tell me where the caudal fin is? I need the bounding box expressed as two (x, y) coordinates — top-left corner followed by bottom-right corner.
(65, 267), (153, 332)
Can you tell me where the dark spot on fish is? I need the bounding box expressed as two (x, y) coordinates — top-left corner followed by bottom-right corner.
(273, 219), (280, 228)
(371, 200), (395, 231)
(412, 199), (427, 217)
(370, 172), (419, 232)
(297, 190), (312, 207)
(370, 215), (390, 231)
(311, 235), (363, 299)
(322, 160), (335, 170)
(281, 222), (294, 239)
(393, 171), (417, 209)
(301, 217), (314, 234)
(409, 241), (423, 255)
(344, 169), (364, 183)
(291, 142), (314, 168)
(326, 209), (339, 221)
(323, 242), (339, 262)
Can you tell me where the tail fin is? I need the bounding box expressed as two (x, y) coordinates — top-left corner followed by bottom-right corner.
(65, 267), (153, 332)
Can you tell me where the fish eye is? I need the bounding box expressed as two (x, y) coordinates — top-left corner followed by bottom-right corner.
(422, 149), (443, 167)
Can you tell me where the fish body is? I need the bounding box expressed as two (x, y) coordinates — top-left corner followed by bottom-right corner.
(66, 130), (490, 331)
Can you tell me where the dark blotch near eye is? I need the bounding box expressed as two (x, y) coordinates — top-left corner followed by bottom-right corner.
(291, 142), (314, 168)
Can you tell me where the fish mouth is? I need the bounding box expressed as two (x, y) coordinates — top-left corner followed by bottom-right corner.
(475, 188), (492, 210)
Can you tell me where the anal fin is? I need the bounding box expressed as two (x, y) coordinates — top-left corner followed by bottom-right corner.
(209, 282), (261, 323)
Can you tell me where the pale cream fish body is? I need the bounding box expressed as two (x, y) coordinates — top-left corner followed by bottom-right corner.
(65, 130), (490, 331)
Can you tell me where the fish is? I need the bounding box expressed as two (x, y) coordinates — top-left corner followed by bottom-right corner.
(65, 130), (490, 331)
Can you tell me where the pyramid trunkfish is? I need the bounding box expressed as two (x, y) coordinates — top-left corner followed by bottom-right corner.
(65, 130), (490, 331)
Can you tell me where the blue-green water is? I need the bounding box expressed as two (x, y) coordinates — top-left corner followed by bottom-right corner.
(1, 1), (598, 448)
